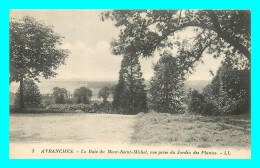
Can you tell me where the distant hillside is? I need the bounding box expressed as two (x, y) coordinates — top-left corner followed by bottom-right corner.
(10, 80), (118, 94)
(9, 80), (210, 99)
(145, 80), (210, 92)
(184, 80), (210, 92)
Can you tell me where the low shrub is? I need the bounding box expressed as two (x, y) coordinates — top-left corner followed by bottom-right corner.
(186, 89), (216, 115)
(97, 102), (112, 113)
(186, 89), (205, 114)
(46, 104), (96, 113)
(46, 102), (113, 113)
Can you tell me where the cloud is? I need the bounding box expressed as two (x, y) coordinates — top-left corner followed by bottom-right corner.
(56, 40), (121, 80)
(75, 41), (86, 49)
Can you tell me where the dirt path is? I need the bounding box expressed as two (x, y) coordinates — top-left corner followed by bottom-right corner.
(10, 113), (135, 144)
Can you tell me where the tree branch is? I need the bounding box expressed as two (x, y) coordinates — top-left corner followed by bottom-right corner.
(208, 12), (251, 61)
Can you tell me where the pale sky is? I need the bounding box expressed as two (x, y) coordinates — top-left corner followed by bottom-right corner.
(10, 10), (222, 82)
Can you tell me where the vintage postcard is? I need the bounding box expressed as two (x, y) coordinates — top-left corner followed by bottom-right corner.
(9, 10), (251, 159)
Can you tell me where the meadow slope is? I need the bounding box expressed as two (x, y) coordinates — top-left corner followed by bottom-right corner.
(131, 112), (251, 148)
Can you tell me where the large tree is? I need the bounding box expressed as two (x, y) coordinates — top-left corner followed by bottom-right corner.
(149, 51), (185, 113)
(186, 57), (250, 115)
(14, 79), (42, 108)
(202, 60), (250, 115)
(98, 86), (110, 103)
(53, 87), (68, 104)
(102, 10), (250, 73)
(10, 16), (69, 108)
(74, 87), (92, 104)
(113, 52), (147, 114)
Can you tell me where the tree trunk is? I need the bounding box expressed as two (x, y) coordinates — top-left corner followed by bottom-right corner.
(19, 75), (24, 109)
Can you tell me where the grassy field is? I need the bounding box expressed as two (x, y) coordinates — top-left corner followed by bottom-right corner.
(10, 113), (135, 144)
(131, 112), (251, 148)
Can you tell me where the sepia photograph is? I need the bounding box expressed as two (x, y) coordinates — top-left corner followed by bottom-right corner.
(9, 9), (251, 159)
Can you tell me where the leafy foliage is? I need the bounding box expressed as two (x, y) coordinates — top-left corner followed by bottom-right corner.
(186, 89), (216, 115)
(98, 86), (110, 103)
(74, 87), (92, 104)
(14, 79), (42, 108)
(46, 104), (96, 113)
(186, 89), (205, 114)
(102, 10), (250, 75)
(109, 85), (117, 97)
(97, 102), (113, 113)
(113, 53), (147, 114)
(187, 61), (250, 115)
(204, 61), (250, 115)
(149, 51), (185, 113)
(10, 16), (70, 83)
(53, 87), (68, 104)
(46, 102), (113, 114)
(10, 16), (69, 108)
